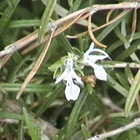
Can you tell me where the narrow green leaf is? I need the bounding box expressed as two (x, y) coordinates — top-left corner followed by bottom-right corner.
(35, 85), (63, 117)
(0, 1), (7, 10)
(8, 20), (40, 28)
(81, 124), (91, 139)
(52, 135), (59, 140)
(56, 33), (73, 52)
(23, 107), (41, 140)
(124, 66), (134, 84)
(17, 121), (24, 140)
(107, 32), (140, 54)
(0, 112), (24, 120)
(125, 69), (140, 115)
(69, 0), (82, 13)
(0, 0), (20, 37)
(116, 42), (140, 61)
(65, 89), (88, 139)
(116, 73), (129, 90)
(38, 0), (57, 41)
(107, 74), (128, 97)
(48, 59), (63, 72)
(121, 19), (139, 61)
(114, 27), (128, 44)
(1, 83), (54, 93)
(6, 0), (14, 8)
(68, 0), (74, 7)
(91, 90), (106, 113)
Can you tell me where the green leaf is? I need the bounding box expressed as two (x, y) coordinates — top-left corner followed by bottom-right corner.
(0, 0), (20, 37)
(81, 124), (91, 139)
(6, 0), (14, 8)
(17, 121), (24, 140)
(38, 0), (57, 41)
(107, 32), (140, 54)
(120, 19), (139, 61)
(116, 73), (129, 90)
(65, 89), (88, 139)
(0, 112), (24, 120)
(107, 74), (128, 97)
(68, 0), (74, 7)
(1, 83), (54, 93)
(69, 0), (83, 13)
(23, 107), (41, 140)
(8, 19), (40, 28)
(116, 41), (140, 61)
(48, 59), (63, 72)
(125, 69), (140, 115)
(35, 86), (63, 117)
(124, 66), (134, 84)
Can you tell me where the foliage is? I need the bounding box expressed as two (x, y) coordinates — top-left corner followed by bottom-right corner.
(0, 0), (140, 140)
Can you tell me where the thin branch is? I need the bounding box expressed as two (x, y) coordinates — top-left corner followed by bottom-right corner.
(0, 2), (140, 58)
(0, 54), (11, 69)
(87, 118), (140, 140)
(66, 10), (129, 39)
(92, 10), (129, 32)
(54, 12), (85, 36)
(88, 13), (107, 48)
(106, 9), (114, 23)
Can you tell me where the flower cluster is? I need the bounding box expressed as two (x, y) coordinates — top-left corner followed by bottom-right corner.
(54, 42), (110, 101)
(55, 58), (83, 101)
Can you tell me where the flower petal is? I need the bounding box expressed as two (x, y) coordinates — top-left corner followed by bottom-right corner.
(55, 58), (74, 84)
(88, 55), (109, 63)
(91, 48), (110, 59)
(65, 79), (80, 101)
(55, 69), (67, 84)
(93, 65), (107, 81)
(84, 42), (95, 55)
(87, 61), (107, 81)
(71, 69), (83, 85)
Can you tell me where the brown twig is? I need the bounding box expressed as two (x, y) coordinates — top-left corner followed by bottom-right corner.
(88, 13), (107, 48)
(106, 9), (115, 23)
(0, 2), (139, 58)
(0, 55), (12, 69)
(87, 118), (140, 140)
(92, 10), (129, 32)
(66, 10), (129, 39)
(54, 12), (85, 36)
(90, 113), (110, 133)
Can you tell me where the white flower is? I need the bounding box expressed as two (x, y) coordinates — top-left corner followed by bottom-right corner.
(55, 58), (83, 101)
(83, 42), (110, 81)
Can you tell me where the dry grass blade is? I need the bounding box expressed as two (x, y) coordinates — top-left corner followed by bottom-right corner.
(88, 13), (107, 48)
(106, 9), (115, 23)
(67, 10), (129, 39)
(55, 12), (86, 36)
(0, 55), (12, 69)
(92, 10), (129, 32)
(16, 28), (56, 99)
(0, 2), (139, 59)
